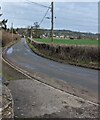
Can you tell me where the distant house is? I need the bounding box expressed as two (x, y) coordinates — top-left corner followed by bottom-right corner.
(60, 35), (64, 38)
(69, 36), (74, 39)
(53, 34), (56, 37)
(65, 35), (70, 39)
(56, 35), (59, 38)
(96, 38), (99, 40)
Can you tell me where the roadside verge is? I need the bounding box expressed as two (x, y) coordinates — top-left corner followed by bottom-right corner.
(2, 39), (99, 106)
(27, 38), (99, 70)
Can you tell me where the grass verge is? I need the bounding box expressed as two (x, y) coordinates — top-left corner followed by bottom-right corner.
(27, 38), (99, 70)
(2, 61), (28, 81)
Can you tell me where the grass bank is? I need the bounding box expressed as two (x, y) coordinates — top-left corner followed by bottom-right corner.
(1, 29), (20, 47)
(27, 38), (99, 70)
(2, 61), (28, 81)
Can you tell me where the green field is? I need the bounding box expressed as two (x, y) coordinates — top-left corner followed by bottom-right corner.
(34, 38), (99, 46)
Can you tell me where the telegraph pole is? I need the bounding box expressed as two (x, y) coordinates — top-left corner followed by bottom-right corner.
(11, 23), (13, 41)
(51, 1), (54, 42)
(31, 26), (32, 38)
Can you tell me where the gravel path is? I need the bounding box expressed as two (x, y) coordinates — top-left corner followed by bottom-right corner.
(8, 79), (99, 118)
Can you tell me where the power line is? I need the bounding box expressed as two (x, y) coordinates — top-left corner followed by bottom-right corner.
(8, 15), (97, 27)
(26, 0), (51, 9)
(39, 7), (50, 26)
(25, 0), (51, 26)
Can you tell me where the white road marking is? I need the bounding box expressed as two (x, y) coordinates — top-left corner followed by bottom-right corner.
(2, 56), (99, 107)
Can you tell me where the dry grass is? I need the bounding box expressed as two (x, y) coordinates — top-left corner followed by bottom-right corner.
(1, 29), (20, 47)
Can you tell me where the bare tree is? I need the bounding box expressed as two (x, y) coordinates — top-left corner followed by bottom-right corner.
(33, 22), (43, 38)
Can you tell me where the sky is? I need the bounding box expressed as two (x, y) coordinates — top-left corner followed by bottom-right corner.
(0, 0), (99, 33)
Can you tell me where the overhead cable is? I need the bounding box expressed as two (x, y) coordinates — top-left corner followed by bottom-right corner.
(26, 0), (51, 9)
(39, 7), (50, 26)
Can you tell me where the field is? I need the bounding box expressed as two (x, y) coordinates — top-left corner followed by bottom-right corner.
(34, 38), (99, 46)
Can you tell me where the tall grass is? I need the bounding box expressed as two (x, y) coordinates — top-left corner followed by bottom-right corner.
(1, 30), (20, 47)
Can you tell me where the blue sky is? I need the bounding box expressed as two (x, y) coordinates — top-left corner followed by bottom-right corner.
(1, 1), (98, 33)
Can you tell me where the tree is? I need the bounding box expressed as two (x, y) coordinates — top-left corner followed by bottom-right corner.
(34, 22), (39, 29)
(0, 7), (8, 30)
(33, 22), (39, 38)
(27, 26), (31, 37)
(0, 19), (8, 30)
(0, 6), (2, 17)
(33, 22), (43, 38)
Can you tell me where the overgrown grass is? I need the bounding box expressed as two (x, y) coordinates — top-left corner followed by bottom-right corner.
(3, 72), (14, 81)
(34, 38), (99, 46)
(1, 30), (20, 47)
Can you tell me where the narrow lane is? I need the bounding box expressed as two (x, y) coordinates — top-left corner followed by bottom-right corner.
(6, 38), (98, 94)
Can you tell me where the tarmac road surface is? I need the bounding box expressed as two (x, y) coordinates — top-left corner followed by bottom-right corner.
(5, 38), (98, 95)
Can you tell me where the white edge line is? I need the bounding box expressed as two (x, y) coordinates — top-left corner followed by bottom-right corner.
(2, 53), (99, 107)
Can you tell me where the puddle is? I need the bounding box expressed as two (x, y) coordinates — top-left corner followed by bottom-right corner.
(7, 47), (13, 54)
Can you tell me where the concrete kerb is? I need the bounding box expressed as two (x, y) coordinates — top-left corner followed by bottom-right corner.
(1, 40), (20, 119)
(2, 46), (99, 107)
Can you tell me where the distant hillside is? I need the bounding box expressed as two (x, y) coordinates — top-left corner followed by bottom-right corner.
(43, 29), (98, 40)
(17, 28), (98, 40)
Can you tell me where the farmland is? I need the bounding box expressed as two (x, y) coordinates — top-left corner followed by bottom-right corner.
(34, 38), (99, 46)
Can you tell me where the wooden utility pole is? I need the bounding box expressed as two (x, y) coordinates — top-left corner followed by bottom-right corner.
(31, 26), (32, 38)
(51, 1), (54, 42)
(11, 23), (13, 41)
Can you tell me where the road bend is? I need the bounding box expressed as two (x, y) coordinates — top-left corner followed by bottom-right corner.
(5, 38), (98, 95)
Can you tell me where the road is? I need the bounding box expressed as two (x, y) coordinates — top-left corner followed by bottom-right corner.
(5, 38), (98, 94)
